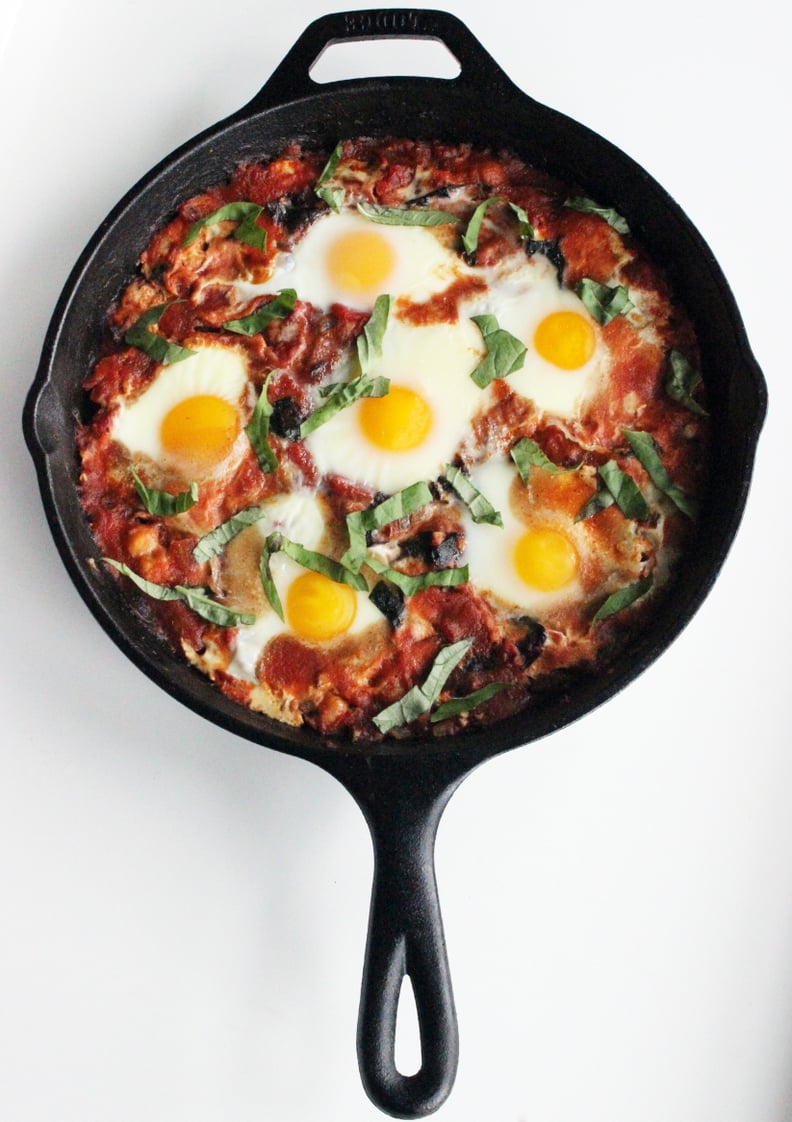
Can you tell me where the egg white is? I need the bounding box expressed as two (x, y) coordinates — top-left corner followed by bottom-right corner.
(303, 313), (487, 493)
(462, 456), (584, 616)
(228, 490), (383, 681)
(241, 209), (471, 312)
(111, 342), (251, 478)
(462, 252), (605, 421)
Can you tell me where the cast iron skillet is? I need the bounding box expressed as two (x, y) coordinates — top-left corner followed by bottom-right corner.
(24, 9), (767, 1118)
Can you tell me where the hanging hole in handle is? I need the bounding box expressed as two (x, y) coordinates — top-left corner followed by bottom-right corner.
(395, 973), (421, 1077)
(309, 38), (461, 83)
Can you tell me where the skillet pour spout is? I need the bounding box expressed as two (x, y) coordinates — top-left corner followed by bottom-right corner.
(23, 7), (767, 1120)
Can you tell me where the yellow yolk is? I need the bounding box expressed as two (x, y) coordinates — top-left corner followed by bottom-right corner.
(286, 570), (357, 642)
(358, 384), (433, 451)
(160, 394), (240, 467)
(514, 527), (579, 591)
(326, 229), (396, 294)
(534, 310), (596, 371)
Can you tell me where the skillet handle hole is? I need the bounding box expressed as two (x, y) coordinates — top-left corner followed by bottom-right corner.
(395, 972), (421, 1077)
(309, 39), (461, 84)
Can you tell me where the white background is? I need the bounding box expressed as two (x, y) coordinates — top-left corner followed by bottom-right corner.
(1, 2), (789, 1120)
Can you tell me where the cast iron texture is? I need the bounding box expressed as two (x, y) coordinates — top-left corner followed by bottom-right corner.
(23, 9), (767, 1118)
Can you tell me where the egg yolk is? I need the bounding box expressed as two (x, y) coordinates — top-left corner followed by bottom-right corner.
(358, 384), (433, 451)
(160, 394), (240, 467)
(326, 229), (395, 294)
(286, 570), (357, 642)
(514, 527), (579, 591)
(534, 310), (596, 370)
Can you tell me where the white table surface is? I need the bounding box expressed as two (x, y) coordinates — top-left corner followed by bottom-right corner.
(1, 2), (789, 1120)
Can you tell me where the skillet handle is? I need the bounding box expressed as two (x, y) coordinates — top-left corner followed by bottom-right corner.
(330, 755), (468, 1118)
(244, 8), (517, 111)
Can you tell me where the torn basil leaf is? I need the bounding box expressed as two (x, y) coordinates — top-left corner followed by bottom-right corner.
(103, 558), (255, 627)
(245, 372), (278, 473)
(575, 488), (615, 522)
(192, 504), (267, 563)
(267, 533), (369, 592)
(357, 294), (391, 375)
(510, 437), (565, 484)
(223, 289), (297, 336)
(592, 576), (653, 624)
(576, 279), (634, 325)
(372, 636), (473, 733)
(470, 314), (527, 388)
(564, 196), (630, 235)
(124, 304), (195, 366)
(598, 460), (650, 521)
(315, 144), (346, 211)
(664, 350), (708, 416)
(444, 464), (502, 526)
(622, 429), (698, 519)
(130, 468), (198, 516)
(461, 197), (535, 256)
(365, 554), (469, 596)
(299, 373), (390, 438)
(258, 540), (284, 621)
(183, 201), (266, 251)
(316, 142), (343, 190)
(342, 481), (434, 571)
(430, 681), (514, 723)
(317, 186), (345, 213)
(357, 202), (458, 227)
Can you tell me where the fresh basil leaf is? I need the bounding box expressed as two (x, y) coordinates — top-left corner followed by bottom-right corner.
(192, 504), (267, 563)
(470, 313), (527, 388)
(598, 460), (650, 521)
(272, 534), (369, 592)
(317, 186), (345, 213)
(372, 636), (473, 733)
(575, 488), (615, 522)
(130, 468), (198, 516)
(357, 201), (458, 227)
(300, 373), (390, 438)
(342, 481), (434, 571)
(183, 201), (266, 250)
(124, 303), (195, 365)
(365, 554), (469, 597)
(430, 680), (515, 723)
(444, 464), (502, 526)
(103, 558), (254, 627)
(576, 278), (634, 325)
(316, 142), (343, 189)
(510, 437), (565, 484)
(461, 197), (535, 256)
(357, 294), (391, 375)
(245, 372), (278, 473)
(223, 289), (297, 336)
(592, 576), (653, 624)
(258, 540), (284, 621)
(664, 349), (708, 416)
(622, 429), (698, 519)
(564, 196), (630, 235)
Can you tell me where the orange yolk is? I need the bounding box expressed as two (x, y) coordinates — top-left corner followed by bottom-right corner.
(534, 310), (596, 370)
(358, 384), (432, 451)
(514, 527), (579, 591)
(160, 394), (240, 468)
(286, 570), (357, 642)
(326, 229), (395, 294)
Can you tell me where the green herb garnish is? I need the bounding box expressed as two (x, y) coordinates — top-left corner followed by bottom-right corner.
(357, 202), (458, 227)
(130, 467), (198, 516)
(257, 532), (369, 620)
(576, 279), (634, 325)
(510, 437), (565, 484)
(564, 196), (630, 234)
(342, 482), (434, 571)
(245, 372), (278, 473)
(592, 576), (653, 623)
(103, 559), (254, 627)
(299, 373), (390, 438)
(365, 554), (469, 597)
(597, 460), (650, 521)
(623, 429), (698, 519)
(124, 303), (195, 366)
(223, 289), (297, 336)
(183, 201), (266, 251)
(357, 294), (391, 375)
(192, 505), (268, 564)
(469, 313), (527, 388)
(664, 350), (708, 416)
(430, 681), (515, 723)
(461, 197), (535, 256)
(444, 464), (502, 526)
(372, 637), (473, 733)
